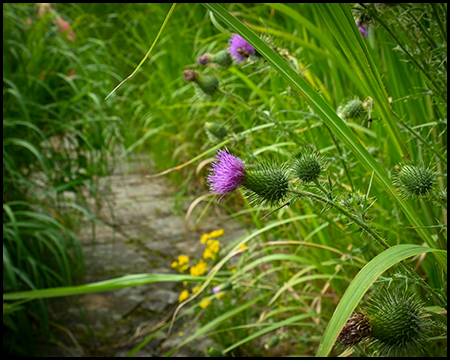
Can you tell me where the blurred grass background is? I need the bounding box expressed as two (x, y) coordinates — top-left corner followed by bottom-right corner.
(3, 3), (446, 356)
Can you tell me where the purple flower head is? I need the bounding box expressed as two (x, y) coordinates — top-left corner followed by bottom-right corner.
(207, 147), (245, 200)
(212, 286), (220, 294)
(228, 34), (255, 62)
(356, 20), (370, 39)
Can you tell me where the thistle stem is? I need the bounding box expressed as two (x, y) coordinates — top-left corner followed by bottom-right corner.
(291, 189), (389, 249)
(290, 190), (446, 307)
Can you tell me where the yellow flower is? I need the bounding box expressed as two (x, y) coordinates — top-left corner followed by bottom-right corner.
(203, 247), (216, 260)
(238, 244), (247, 250)
(207, 239), (220, 253)
(179, 332), (184, 336)
(200, 233), (209, 244)
(192, 285), (202, 294)
(190, 259), (208, 276)
(200, 229), (224, 244)
(178, 289), (189, 302)
(209, 229), (224, 238)
(172, 255), (190, 273)
(200, 298), (212, 308)
(203, 239), (220, 260)
(216, 292), (226, 300)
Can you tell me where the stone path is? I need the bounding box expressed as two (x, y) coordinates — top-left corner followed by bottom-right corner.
(39, 154), (247, 357)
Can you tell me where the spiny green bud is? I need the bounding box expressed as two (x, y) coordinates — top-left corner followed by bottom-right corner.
(205, 122), (228, 143)
(337, 97), (372, 122)
(210, 50), (233, 67)
(183, 69), (219, 97)
(290, 149), (327, 183)
(338, 312), (372, 347)
(394, 164), (436, 198)
(242, 161), (290, 208)
(198, 50), (232, 68)
(366, 289), (431, 357)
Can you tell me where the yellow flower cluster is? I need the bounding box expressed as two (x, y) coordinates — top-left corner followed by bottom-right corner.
(190, 259), (208, 276)
(173, 229), (225, 309)
(171, 254), (189, 273)
(203, 239), (220, 260)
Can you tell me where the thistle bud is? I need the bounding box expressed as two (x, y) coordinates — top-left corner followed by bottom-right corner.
(394, 164), (436, 198)
(366, 289), (431, 357)
(183, 70), (219, 97)
(242, 161), (290, 208)
(205, 122), (228, 143)
(290, 149), (327, 183)
(198, 50), (232, 68)
(197, 53), (211, 66)
(337, 97), (368, 122)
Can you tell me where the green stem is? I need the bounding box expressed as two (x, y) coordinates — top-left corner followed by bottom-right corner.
(291, 189), (390, 250)
(290, 190), (446, 306)
(324, 126), (355, 191)
(421, 199), (447, 250)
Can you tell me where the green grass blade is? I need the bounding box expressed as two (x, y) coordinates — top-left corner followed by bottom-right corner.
(202, 3), (439, 254)
(105, 3), (177, 99)
(4, 138), (49, 174)
(316, 244), (447, 357)
(223, 313), (318, 354)
(316, 3), (408, 159)
(262, 3), (366, 95)
(3, 273), (218, 301)
(163, 293), (270, 357)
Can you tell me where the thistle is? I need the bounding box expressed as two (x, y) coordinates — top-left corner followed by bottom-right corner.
(356, 19), (370, 39)
(290, 149), (327, 184)
(394, 164), (436, 198)
(182, 69), (219, 97)
(338, 289), (432, 357)
(207, 147), (245, 200)
(228, 33), (255, 62)
(198, 49), (232, 68)
(242, 161), (290, 208)
(365, 289), (431, 357)
(337, 97), (367, 122)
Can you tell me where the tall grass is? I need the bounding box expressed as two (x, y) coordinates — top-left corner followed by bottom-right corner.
(3, 3), (446, 357)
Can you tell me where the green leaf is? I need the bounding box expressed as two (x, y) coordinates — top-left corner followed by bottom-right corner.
(316, 244), (447, 357)
(3, 273), (218, 301)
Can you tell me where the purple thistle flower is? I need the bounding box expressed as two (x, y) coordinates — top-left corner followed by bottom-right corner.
(356, 20), (370, 39)
(212, 286), (220, 294)
(228, 34), (255, 62)
(207, 147), (245, 200)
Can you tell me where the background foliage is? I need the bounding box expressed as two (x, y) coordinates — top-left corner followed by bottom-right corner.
(3, 3), (446, 357)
